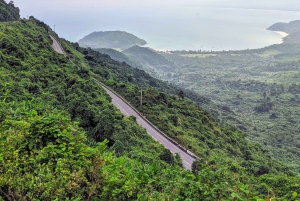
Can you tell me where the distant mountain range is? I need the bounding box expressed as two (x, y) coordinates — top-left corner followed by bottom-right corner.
(78, 31), (147, 50)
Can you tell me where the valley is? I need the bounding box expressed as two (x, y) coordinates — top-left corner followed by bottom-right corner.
(84, 21), (300, 170)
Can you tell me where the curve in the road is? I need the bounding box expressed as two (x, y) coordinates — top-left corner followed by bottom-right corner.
(49, 36), (197, 170)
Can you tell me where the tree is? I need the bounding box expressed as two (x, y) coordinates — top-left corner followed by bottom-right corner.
(192, 159), (202, 174)
(159, 149), (174, 165)
(178, 90), (184, 100)
(8, 1), (14, 6)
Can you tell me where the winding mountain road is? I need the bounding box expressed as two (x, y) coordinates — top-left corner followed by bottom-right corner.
(50, 35), (65, 55)
(50, 36), (196, 170)
(95, 81), (195, 169)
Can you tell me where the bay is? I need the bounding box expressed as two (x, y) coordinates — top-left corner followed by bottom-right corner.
(18, 4), (300, 51)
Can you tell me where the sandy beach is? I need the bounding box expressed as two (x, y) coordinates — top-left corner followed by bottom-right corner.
(273, 31), (289, 44)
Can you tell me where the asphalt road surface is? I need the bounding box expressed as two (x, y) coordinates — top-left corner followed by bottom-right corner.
(49, 36), (195, 169)
(100, 84), (195, 170)
(50, 35), (65, 55)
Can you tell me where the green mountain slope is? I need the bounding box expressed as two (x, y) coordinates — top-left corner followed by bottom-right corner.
(95, 47), (141, 68)
(1, 14), (300, 200)
(0, 18), (177, 166)
(78, 31), (146, 50)
(159, 33), (300, 170)
(67, 40), (291, 174)
(117, 21), (300, 170)
(268, 20), (300, 34)
(268, 20), (300, 43)
(1, 101), (273, 201)
(123, 46), (176, 78)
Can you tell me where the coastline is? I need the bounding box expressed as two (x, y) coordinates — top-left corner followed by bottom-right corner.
(274, 31), (289, 38)
(269, 30), (289, 44)
(152, 29), (290, 53)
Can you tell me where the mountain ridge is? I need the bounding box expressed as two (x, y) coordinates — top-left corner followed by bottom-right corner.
(78, 30), (147, 50)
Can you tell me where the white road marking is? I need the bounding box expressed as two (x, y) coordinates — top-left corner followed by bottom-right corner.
(98, 84), (195, 170)
(112, 99), (129, 116)
(183, 160), (191, 166)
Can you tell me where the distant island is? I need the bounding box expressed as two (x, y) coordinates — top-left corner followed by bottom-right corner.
(78, 31), (147, 50)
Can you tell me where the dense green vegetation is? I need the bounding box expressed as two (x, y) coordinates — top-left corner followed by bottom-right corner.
(0, 16), (263, 201)
(95, 47), (141, 69)
(0, 0), (19, 22)
(78, 31), (147, 50)
(68, 38), (300, 199)
(71, 44), (288, 177)
(159, 39), (300, 170)
(94, 23), (300, 171)
(0, 18), (180, 167)
(89, 46), (239, 122)
(123, 46), (176, 76)
(1, 3), (300, 199)
(0, 101), (276, 200)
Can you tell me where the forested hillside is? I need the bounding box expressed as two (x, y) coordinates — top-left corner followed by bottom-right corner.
(123, 46), (176, 76)
(1, 101), (272, 200)
(158, 36), (300, 170)
(94, 21), (300, 171)
(0, 0), (19, 22)
(0, 18), (181, 167)
(68, 39), (300, 199)
(78, 31), (146, 50)
(0, 8), (300, 200)
(95, 47), (144, 70)
(71, 45), (277, 177)
(268, 20), (300, 43)
(79, 45), (244, 123)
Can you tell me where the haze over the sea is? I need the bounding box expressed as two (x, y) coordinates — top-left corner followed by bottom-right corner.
(14, 0), (300, 51)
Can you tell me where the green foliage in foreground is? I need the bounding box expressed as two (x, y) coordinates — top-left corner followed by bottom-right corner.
(0, 101), (269, 200)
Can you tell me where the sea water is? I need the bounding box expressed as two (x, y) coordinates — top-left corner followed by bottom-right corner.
(19, 4), (300, 51)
